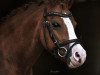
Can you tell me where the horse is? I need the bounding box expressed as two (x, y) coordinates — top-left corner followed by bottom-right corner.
(0, 0), (86, 75)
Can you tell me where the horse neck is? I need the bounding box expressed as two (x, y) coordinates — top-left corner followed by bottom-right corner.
(0, 5), (45, 75)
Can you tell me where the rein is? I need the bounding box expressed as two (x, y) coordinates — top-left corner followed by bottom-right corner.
(43, 10), (80, 62)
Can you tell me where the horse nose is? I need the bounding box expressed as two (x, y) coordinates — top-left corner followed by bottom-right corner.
(74, 52), (81, 63)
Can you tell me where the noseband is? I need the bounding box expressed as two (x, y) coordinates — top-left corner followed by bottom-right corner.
(43, 10), (80, 61)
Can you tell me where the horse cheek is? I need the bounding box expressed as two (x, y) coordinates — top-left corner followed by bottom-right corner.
(39, 28), (55, 50)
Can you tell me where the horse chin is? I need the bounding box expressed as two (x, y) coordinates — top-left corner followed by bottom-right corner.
(67, 60), (80, 68)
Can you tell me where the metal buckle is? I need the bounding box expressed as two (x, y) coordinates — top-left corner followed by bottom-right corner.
(58, 47), (67, 57)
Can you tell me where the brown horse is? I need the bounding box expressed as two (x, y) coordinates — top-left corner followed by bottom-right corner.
(0, 0), (86, 75)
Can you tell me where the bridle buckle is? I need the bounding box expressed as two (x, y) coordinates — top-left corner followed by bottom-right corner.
(58, 47), (67, 57)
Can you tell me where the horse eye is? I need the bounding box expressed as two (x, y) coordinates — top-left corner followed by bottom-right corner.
(52, 22), (61, 28)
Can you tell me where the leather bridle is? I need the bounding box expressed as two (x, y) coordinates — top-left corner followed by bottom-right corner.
(43, 10), (80, 61)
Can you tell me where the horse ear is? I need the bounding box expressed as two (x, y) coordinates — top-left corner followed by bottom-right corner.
(68, 0), (74, 9)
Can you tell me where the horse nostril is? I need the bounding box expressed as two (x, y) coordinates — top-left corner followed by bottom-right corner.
(75, 52), (81, 63)
(75, 52), (80, 58)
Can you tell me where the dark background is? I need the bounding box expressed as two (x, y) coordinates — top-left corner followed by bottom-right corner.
(0, 0), (100, 75)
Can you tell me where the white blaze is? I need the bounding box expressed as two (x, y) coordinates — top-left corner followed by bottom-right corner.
(62, 18), (77, 40)
(62, 17), (86, 68)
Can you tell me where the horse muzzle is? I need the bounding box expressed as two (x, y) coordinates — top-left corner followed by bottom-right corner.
(67, 44), (87, 68)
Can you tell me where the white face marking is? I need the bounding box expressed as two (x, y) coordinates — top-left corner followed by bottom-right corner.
(62, 18), (77, 40)
(62, 17), (86, 68)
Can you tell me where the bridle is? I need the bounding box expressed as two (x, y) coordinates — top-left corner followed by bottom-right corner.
(43, 10), (80, 62)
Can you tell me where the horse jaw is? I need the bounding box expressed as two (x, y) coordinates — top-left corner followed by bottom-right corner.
(62, 17), (87, 68)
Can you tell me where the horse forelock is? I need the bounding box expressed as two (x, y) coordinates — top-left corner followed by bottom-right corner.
(39, 0), (73, 5)
(44, 0), (68, 6)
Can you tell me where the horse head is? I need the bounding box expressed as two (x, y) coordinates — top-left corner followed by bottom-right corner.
(39, 0), (86, 68)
